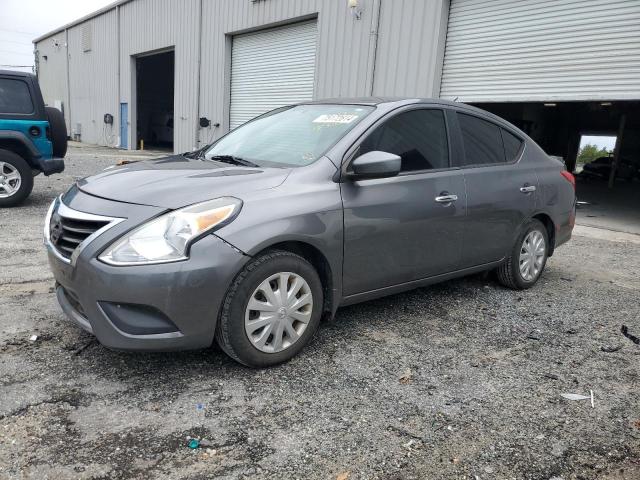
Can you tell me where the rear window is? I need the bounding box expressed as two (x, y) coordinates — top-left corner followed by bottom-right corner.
(458, 113), (505, 166)
(0, 78), (34, 114)
(501, 128), (524, 162)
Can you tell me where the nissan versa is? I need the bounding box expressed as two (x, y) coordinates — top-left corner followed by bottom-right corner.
(45, 98), (576, 367)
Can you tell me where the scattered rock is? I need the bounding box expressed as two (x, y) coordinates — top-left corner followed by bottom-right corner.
(399, 368), (413, 384)
(551, 442), (567, 457)
(601, 345), (622, 353)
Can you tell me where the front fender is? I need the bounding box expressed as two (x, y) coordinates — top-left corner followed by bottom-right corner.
(214, 159), (344, 311)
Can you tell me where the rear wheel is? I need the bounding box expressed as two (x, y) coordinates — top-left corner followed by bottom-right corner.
(0, 149), (33, 207)
(496, 219), (549, 290)
(216, 250), (323, 367)
(45, 106), (68, 158)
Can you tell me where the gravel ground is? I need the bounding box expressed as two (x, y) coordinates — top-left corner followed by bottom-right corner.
(1, 143), (639, 480)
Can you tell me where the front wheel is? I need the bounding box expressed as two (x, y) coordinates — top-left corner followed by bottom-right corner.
(216, 250), (323, 367)
(496, 219), (549, 290)
(0, 150), (34, 207)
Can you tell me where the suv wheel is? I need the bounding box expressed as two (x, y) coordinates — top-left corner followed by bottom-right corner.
(216, 250), (323, 368)
(496, 218), (549, 290)
(0, 149), (34, 207)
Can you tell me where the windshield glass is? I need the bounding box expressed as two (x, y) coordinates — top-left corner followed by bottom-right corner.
(204, 104), (374, 167)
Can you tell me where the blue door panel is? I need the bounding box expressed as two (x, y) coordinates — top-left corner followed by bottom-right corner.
(120, 103), (128, 149)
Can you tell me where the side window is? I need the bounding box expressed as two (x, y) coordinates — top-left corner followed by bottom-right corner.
(458, 113), (505, 166)
(501, 128), (524, 162)
(0, 79), (34, 114)
(359, 109), (449, 172)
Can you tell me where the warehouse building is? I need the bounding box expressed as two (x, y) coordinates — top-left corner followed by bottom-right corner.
(34, 0), (640, 176)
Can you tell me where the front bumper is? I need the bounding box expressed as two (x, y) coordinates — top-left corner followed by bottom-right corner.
(46, 189), (248, 351)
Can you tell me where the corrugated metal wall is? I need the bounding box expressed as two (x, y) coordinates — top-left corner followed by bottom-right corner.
(35, 34), (69, 131)
(35, 0), (448, 152)
(118, 0), (201, 152)
(441, 0), (640, 102)
(67, 10), (119, 146)
(198, 0), (378, 145)
(372, 0), (449, 98)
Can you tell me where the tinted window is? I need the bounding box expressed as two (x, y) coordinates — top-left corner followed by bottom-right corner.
(0, 79), (34, 114)
(458, 113), (505, 166)
(501, 128), (523, 162)
(360, 109), (449, 172)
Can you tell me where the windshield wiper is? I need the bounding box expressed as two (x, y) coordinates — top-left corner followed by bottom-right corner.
(208, 155), (259, 168)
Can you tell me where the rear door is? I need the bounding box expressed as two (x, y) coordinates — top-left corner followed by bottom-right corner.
(453, 111), (537, 267)
(341, 107), (466, 296)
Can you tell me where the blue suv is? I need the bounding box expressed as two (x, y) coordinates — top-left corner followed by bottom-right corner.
(0, 70), (66, 207)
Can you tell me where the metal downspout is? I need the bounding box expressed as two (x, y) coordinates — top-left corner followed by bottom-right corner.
(367, 0), (382, 96)
(195, 0), (204, 150)
(65, 28), (71, 134)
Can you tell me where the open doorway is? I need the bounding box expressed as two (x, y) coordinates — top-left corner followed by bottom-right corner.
(135, 50), (174, 151)
(575, 134), (617, 176)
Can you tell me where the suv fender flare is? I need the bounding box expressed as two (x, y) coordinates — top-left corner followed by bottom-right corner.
(0, 130), (42, 161)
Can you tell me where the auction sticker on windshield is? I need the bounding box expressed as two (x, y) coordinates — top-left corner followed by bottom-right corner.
(313, 114), (359, 124)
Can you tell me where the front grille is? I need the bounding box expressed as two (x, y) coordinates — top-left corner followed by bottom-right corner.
(49, 206), (110, 260)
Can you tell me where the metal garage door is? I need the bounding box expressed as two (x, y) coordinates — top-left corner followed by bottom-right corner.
(229, 21), (317, 130)
(440, 0), (640, 102)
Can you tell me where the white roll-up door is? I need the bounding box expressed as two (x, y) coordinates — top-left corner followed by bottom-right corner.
(229, 21), (317, 130)
(441, 0), (640, 102)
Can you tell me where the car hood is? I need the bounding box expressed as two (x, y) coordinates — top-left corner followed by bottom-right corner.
(76, 155), (291, 209)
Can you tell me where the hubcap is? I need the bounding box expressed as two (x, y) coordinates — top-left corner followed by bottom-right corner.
(244, 272), (313, 353)
(519, 230), (546, 281)
(0, 162), (21, 199)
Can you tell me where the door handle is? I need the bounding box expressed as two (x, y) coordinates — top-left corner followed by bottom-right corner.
(520, 185), (536, 193)
(435, 194), (458, 204)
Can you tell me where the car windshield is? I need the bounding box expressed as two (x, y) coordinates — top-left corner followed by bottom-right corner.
(204, 104), (374, 168)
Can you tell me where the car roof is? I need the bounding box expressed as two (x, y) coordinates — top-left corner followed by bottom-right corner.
(304, 97), (467, 107)
(0, 70), (35, 78)
(302, 97), (500, 118)
(303, 97), (516, 127)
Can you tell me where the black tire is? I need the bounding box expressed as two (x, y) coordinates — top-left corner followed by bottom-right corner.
(0, 149), (34, 207)
(45, 107), (68, 158)
(496, 219), (549, 290)
(216, 250), (323, 368)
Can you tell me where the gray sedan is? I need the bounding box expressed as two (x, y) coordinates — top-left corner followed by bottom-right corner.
(45, 98), (576, 367)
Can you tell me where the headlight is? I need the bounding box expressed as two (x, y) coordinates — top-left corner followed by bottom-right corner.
(99, 197), (242, 266)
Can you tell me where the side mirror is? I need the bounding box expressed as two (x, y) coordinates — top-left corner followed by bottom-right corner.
(347, 151), (401, 180)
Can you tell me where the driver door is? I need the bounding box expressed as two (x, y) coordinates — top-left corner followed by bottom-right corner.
(341, 108), (466, 296)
